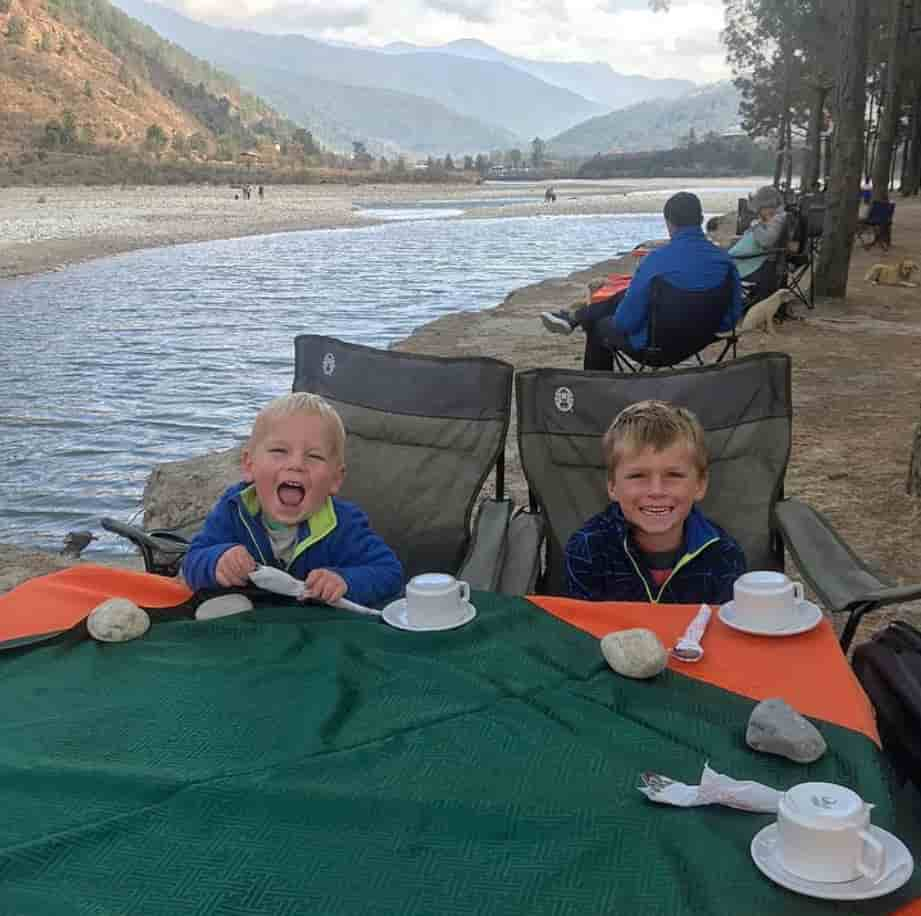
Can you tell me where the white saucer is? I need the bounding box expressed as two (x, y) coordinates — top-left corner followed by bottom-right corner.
(718, 599), (823, 637)
(751, 823), (914, 900)
(381, 598), (477, 632)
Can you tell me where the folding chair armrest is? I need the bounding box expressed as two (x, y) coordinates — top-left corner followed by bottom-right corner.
(773, 499), (908, 612)
(100, 517), (190, 576)
(456, 498), (513, 591)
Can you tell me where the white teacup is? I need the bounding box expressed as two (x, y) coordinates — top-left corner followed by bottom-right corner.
(776, 782), (886, 883)
(733, 570), (804, 630)
(405, 573), (470, 626)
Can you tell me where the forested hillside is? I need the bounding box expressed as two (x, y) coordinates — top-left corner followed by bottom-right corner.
(0, 0), (306, 172)
(548, 82), (742, 158)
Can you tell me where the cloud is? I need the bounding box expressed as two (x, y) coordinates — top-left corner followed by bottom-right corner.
(181, 0), (370, 31)
(424, 0), (498, 24)
(163, 0), (733, 81)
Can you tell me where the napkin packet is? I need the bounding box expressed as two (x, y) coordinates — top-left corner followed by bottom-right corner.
(247, 566), (381, 617)
(249, 565), (307, 599)
(638, 764), (782, 813)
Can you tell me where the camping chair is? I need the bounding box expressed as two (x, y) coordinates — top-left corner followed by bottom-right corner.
(515, 352), (921, 651)
(292, 335), (542, 592)
(607, 270), (738, 372)
(103, 337), (543, 595)
(733, 211), (795, 319)
(784, 194), (824, 310)
(856, 201), (895, 251)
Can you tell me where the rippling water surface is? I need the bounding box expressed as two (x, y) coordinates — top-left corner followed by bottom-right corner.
(1, 210), (667, 554)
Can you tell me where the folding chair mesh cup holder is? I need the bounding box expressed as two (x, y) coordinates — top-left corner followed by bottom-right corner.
(607, 270), (739, 373)
(856, 200), (895, 251)
(104, 336), (544, 596)
(515, 352), (921, 651)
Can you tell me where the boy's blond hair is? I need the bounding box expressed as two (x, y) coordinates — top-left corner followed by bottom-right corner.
(602, 400), (708, 477)
(249, 392), (346, 463)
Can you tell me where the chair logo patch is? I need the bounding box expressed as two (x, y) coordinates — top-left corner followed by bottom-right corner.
(554, 386), (574, 413)
(322, 353), (336, 376)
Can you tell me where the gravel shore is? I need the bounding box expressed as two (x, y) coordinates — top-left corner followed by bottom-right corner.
(0, 178), (754, 280)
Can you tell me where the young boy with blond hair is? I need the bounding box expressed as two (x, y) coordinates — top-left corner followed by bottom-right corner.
(182, 392), (403, 607)
(565, 400), (745, 605)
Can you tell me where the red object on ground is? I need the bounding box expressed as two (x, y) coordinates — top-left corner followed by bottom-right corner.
(589, 273), (632, 303)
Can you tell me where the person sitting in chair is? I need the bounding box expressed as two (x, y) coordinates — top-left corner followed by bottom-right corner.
(728, 185), (787, 304)
(540, 192), (743, 371)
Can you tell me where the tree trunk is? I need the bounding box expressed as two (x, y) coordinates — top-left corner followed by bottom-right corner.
(816, 0), (871, 299)
(904, 89), (921, 195)
(872, 0), (911, 201)
(803, 85), (829, 190)
(908, 406), (921, 495)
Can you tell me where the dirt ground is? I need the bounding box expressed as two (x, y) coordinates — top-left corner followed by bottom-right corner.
(395, 198), (921, 648)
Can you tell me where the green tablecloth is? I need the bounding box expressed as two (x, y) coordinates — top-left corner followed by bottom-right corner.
(0, 593), (917, 915)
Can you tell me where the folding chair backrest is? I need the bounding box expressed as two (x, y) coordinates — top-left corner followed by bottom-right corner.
(293, 335), (513, 581)
(644, 270), (734, 367)
(516, 353), (791, 594)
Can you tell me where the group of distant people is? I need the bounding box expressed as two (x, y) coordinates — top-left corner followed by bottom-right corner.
(539, 186), (785, 371)
(234, 184), (266, 201)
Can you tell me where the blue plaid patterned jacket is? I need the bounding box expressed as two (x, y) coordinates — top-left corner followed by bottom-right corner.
(565, 503), (746, 605)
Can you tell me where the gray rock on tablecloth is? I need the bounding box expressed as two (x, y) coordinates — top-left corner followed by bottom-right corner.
(87, 598), (151, 643)
(601, 628), (668, 679)
(746, 698), (827, 763)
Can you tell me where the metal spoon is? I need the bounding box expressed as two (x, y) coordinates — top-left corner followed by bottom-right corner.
(671, 604), (712, 663)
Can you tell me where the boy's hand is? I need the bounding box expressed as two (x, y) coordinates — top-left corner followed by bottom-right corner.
(215, 545), (257, 588)
(303, 569), (347, 604)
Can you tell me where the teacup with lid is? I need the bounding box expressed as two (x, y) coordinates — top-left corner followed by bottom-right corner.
(776, 782), (886, 883)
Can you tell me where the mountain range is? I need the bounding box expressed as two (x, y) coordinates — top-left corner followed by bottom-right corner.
(382, 39), (694, 112)
(1, 0), (742, 165)
(548, 82), (743, 158)
(110, 0), (720, 157)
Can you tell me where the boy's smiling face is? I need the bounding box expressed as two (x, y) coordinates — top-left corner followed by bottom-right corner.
(242, 412), (344, 524)
(608, 441), (707, 554)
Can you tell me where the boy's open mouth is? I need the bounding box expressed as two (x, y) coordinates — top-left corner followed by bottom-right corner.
(277, 481), (306, 507)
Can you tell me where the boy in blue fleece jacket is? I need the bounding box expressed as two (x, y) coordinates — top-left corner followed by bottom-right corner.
(182, 392), (403, 607)
(566, 400), (745, 606)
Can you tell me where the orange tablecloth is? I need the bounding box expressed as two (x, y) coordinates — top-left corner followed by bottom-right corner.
(0, 565), (193, 644)
(530, 596), (879, 743)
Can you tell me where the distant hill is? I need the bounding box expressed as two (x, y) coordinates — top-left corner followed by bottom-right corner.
(110, 0), (606, 151)
(383, 38), (694, 111)
(548, 82), (742, 158)
(0, 0), (303, 162)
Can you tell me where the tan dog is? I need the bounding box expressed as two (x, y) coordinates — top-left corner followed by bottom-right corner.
(864, 258), (919, 287)
(737, 289), (797, 335)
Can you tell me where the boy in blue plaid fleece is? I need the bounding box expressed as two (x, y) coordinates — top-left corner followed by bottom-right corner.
(565, 400), (746, 605)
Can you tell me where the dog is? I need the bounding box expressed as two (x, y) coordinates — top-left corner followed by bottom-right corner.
(864, 258), (919, 287)
(737, 289), (797, 336)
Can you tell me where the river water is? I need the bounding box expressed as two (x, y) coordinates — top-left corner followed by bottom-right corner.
(1, 204), (686, 555)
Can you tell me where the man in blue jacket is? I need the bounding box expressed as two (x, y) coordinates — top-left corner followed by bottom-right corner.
(182, 393), (403, 608)
(541, 192), (744, 370)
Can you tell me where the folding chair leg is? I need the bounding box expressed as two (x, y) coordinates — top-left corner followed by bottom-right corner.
(839, 601), (877, 653)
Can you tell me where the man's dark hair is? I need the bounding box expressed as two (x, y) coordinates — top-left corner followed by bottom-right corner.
(663, 192), (703, 228)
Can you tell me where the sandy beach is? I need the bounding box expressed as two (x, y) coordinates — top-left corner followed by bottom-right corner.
(2, 178), (919, 648)
(0, 178), (756, 280)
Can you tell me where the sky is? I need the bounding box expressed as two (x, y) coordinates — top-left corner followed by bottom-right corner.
(158, 0), (731, 83)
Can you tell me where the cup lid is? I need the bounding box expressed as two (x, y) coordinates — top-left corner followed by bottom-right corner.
(782, 782), (866, 826)
(409, 573), (455, 590)
(736, 570), (790, 591)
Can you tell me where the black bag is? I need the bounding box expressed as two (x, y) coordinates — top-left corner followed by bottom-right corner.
(852, 620), (921, 790)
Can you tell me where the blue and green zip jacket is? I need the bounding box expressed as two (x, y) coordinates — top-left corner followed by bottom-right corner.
(182, 482), (403, 606)
(565, 503), (746, 605)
